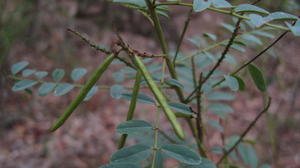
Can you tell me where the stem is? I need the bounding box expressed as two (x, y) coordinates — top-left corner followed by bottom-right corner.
(173, 9), (193, 66)
(151, 107), (161, 168)
(118, 70), (142, 149)
(217, 97), (272, 165)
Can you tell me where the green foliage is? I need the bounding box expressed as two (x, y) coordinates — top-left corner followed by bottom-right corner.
(8, 0), (300, 167)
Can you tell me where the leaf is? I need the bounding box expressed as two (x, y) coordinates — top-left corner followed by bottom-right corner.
(208, 103), (234, 113)
(181, 158), (217, 168)
(22, 69), (36, 77)
(84, 86), (98, 101)
(211, 0), (232, 8)
(252, 31), (275, 39)
(287, 19), (300, 36)
(110, 144), (151, 163)
(241, 34), (262, 45)
(193, 0), (212, 12)
(208, 120), (224, 132)
(38, 82), (56, 96)
(35, 71), (48, 79)
(11, 61), (29, 75)
(260, 164), (272, 168)
(203, 33), (217, 41)
(221, 23), (235, 32)
(52, 68), (65, 82)
(113, 0), (146, 7)
(161, 144), (201, 165)
(234, 4), (269, 15)
(99, 163), (142, 168)
(223, 75), (239, 91)
(54, 83), (75, 96)
(247, 14), (265, 27)
(12, 80), (38, 91)
(121, 92), (156, 104)
(237, 144), (258, 168)
(113, 72), (125, 83)
(264, 12), (298, 22)
(116, 120), (152, 134)
(166, 79), (184, 89)
(248, 64), (267, 92)
(71, 68), (87, 81)
(206, 92), (235, 101)
(232, 75), (246, 91)
(168, 102), (193, 115)
(110, 85), (124, 99)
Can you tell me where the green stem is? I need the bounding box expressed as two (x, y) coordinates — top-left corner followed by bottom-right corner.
(49, 54), (116, 131)
(118, 70), (142, 149)
(151, 107), (161, 168)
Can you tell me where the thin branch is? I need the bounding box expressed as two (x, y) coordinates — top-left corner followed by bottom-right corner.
(217, 97), (272, 165)
(173, 9), (193, 66)
(67, 28), (111, 55)
(185, 18), (243, 103)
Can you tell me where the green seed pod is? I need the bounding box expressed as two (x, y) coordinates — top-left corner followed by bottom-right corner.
(50, 54), (116, 131)
(133, 55), (185, 139)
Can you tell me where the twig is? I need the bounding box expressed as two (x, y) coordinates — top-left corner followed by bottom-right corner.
(217, 97), (272, 165)
(173, 9), (193, 66)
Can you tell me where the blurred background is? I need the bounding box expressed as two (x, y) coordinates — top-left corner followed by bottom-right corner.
(1, 0), (300, 168)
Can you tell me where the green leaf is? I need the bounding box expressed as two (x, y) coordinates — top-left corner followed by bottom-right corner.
(241, 34), (262, 45)
(38, 82), (56, 96)
(113, 0), (146, 7)
(237, 144), (258, 168)
(161, 144), (202, 165)
(71, 68), (87, 81)
(52, 68), (65, 82)
(247, 14), (265, 28)
(264, 12), (298, 22)
(121, 92), (156, 104)
(110, 144), (151, 163)
(116, 120), (152, 134)
(206, 92), (235, 101)
(208, 120), (224, 132)
(193, 0), (212, 12)
(232, 75), (246, 91)
(208, 103), (234, 113)
(99, 163), (142, 168)
(248, 64), (267, 92)
(260, 164), (272, 168)
(203, 32), (217, 41)
(166, 79), (184, 89)
(211, 0), (231, 8)
(111, 85), (124, 99)
(11, 61), (29, 75)
(12, 80), (38, 91)
(113, 72), (125, 83)
(252, 31), (275, 39)
(84, 86), (98, 101)
(54, 83), (75, 96)
(35, 71), (48, 79)
(287, 19), (300, 36)
(181, 158), (217, 168)
(223, 75), (239, 91)
(22, 69), (36, 77)
(234, 4), (269, 15)
(168, 102), (193, 115)
(221, 23), (235, 32)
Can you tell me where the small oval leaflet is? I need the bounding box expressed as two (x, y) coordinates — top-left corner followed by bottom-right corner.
(99, 163), (142, 168)
(22, 69), (36, 77)
(38, 82), (56, 96)
(110, 85), (124, 99)
(35, 71), (48, 79)
(168, 102), (193, 115)
(12, 80), (38, 92)
(84, 86), (98, 101)
(166, 79), (184, 89)
(234, 4), (269, 15)
(161, 144), (202, 165)
(206, 92), (235, 101)
(116, 120), (152, 134)
(264, 12), (298, 22)
(54, 83), (75, 96)
(193, 0), (212, 12)
(211, 0), (232, 8)
(121, 92), (156, 104)
(223, 75), (239, 91)
(232, 75), (245, 91)
(52, 68), (65, 82)
(110, 144), (151, 163)
(71, 68), (87, 81)
(208, 103), (234, 113)
(181, 158), (217, 168)
(208, 120), (224, 132)
(11, 61), (29, 75)
(248, 63), (266, 92)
